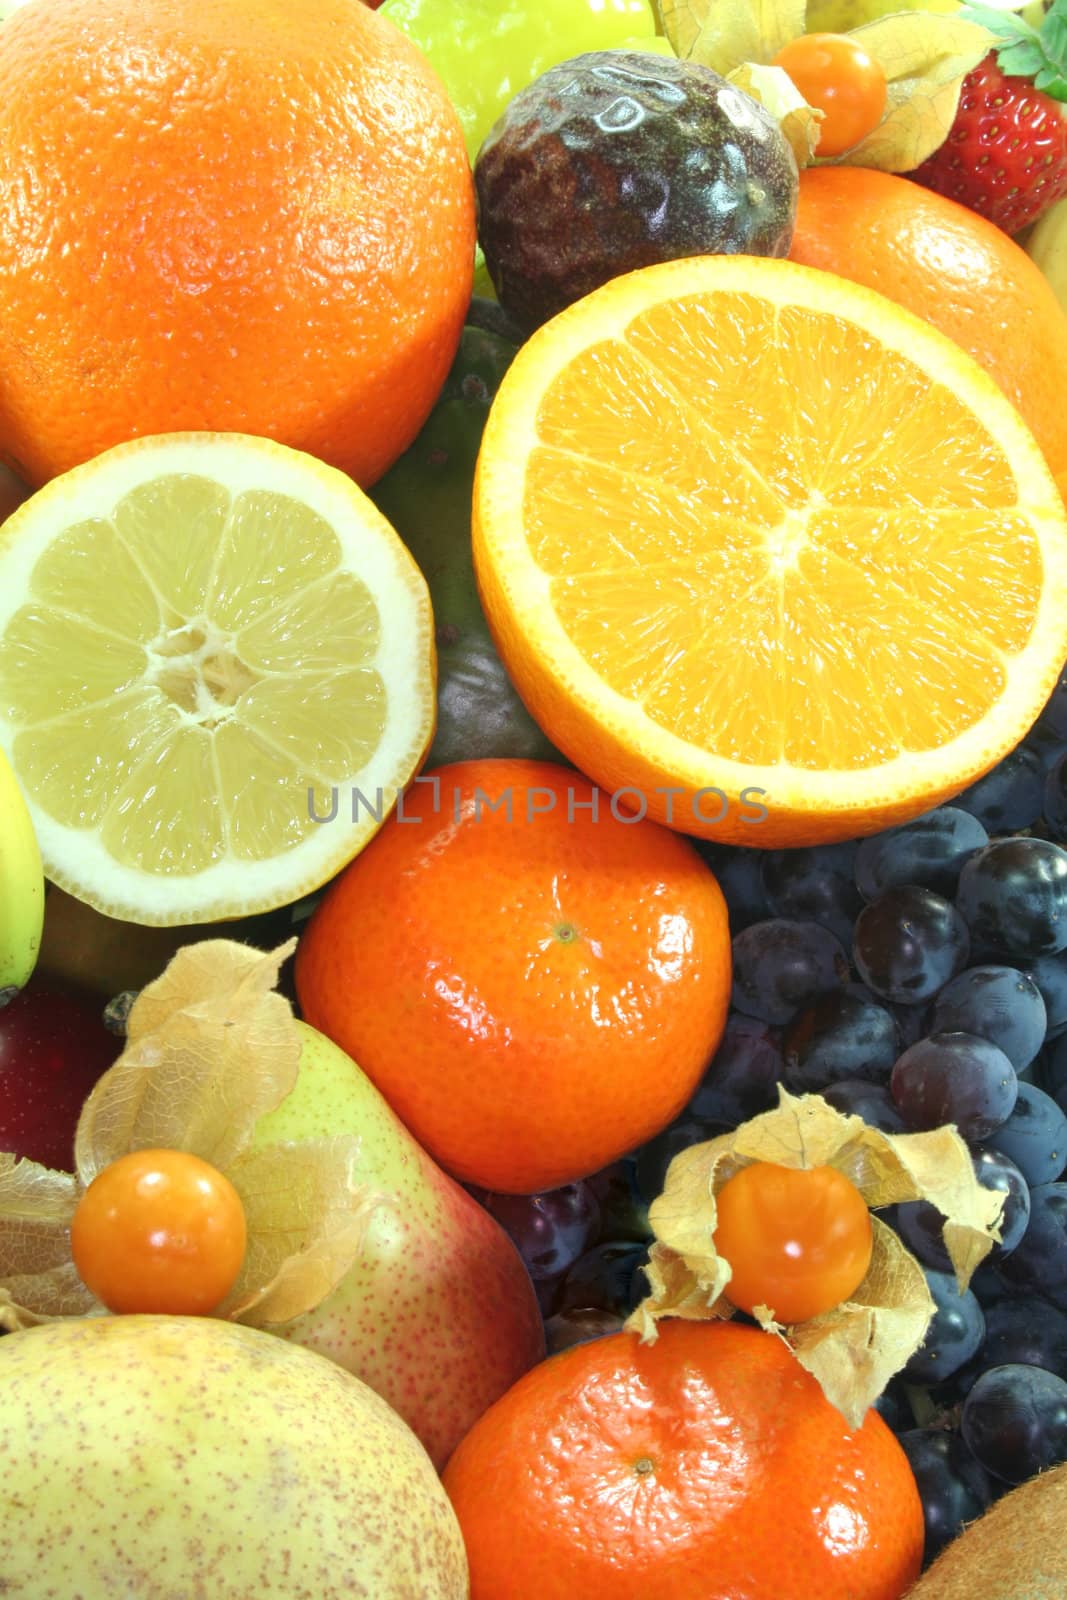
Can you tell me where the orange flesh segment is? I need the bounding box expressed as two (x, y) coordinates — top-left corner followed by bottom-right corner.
(524, 290), (1037, 773)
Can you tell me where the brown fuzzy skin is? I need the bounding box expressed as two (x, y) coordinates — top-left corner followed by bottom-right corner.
(0, 1316), (469, 1599)
(906, 1463), (1067, 1598)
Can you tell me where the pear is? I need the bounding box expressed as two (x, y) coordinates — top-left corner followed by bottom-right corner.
(252, 1021), (545, 1469)
(0, 1314), (469, 1598)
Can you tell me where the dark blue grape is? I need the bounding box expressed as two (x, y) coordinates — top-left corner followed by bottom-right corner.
(889, 1001), (931, 1049)
(853, 886), (970, 1005)
(760, 842), (863, 948)
(961, 1363), (1067, 1484)
(972, 1146), (1032, 1257)
(543, 1307), (625, 1354)
(854, 807), (988, 902)
(822, 1078), (907, 1133)
(980, 1294), (1067, 1382)
(585, 1160), (651, 1246)
(686, 1012), (783, 1127)
(481, 1182), (601, 1283)
(893, 1146), (1030, 1273)
(1044, 751), (1067, 846)
(873, 1378), (913, 1434)
(969, 1255), (1012, 1308)
(890, 1032), (1018, 1144)
(633, 1113), (729, 1205)
(953, 745), (1045, 834)
(1018, 953), (1067, 1041)
(1044, 1032), (1067, 1102)
(956, 837), (1067, 958)
(985, 1082), (1067, 1187)
(697, 844), (770, 932)
(782, 987), (899, 1093)
(930, 965), (1046, 1073)
(552, 1240), (650, 1317)
(998, 1182), (1067, 1312)
(1037, 661), (1067, 741)
(730, 919), (849, 1026)
(897, 1429), (994, 1564)
(1023, 720), (1067, 774)
(903, 1269), (985, 1384)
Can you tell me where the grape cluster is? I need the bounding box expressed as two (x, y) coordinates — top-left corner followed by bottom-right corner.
(475, 691), (1067, 1569)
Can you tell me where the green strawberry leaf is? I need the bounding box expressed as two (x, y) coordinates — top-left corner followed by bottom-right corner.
(962, 0), (1067, 97)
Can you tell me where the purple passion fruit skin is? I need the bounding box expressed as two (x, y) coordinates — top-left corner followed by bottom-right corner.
(474, 50), (800, 333)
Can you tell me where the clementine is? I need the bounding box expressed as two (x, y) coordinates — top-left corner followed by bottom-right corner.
(789, 165), (1067, 483)
(442, 1320), (925, 1600)
(0, 0), (475, 487)
(294, 759), (731, 1193)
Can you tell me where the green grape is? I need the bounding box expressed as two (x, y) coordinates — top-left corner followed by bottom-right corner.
(379, 0), (663, 164)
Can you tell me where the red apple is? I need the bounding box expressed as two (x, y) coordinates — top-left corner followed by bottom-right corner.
(0, 981), (122, 1170)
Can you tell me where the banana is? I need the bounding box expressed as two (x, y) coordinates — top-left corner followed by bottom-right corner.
(0, 745), (44, 1003)
(1025, 196), (1067, 318)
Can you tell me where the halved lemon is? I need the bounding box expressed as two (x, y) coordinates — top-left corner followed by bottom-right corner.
(0, 433), (435, 924)
(473, 255), (1067, 846)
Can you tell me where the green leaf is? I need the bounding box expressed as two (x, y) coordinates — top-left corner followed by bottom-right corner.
(997, 36), (1051, 68)
(964, 0), (1067, 94)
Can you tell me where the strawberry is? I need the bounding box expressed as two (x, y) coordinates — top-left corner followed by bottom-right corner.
(910, 0), (1067, 235)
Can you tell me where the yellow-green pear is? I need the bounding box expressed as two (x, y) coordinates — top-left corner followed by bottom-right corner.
(0, 1315), (469, 1598)
(252, 1021), (544, 1470)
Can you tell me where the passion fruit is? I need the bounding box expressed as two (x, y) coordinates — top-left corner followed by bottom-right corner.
(475, 50), (799, 332)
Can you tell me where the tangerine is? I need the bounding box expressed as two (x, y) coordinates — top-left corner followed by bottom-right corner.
(294, 759), (731, 1193)
(442, 1319), (925, 1600)
(788, 165), (1067, 484)
(0, 0), (475, 487)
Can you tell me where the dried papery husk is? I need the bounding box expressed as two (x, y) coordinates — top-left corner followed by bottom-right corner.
(658, 0), (995, 170)
(75, 939), (303, 1183)
(0, 939), (382, 1331)
(625, 1086), (1004, 1426)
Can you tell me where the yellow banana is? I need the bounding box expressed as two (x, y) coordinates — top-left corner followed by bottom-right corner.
(0, 746), (44, 1002)
(1025, 196), (1067, 318)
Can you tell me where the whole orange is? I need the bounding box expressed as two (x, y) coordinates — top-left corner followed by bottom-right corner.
(0, 0), (475, 487)
(442, 1320), (924, 1600)
(789, 165), (1067, 483)
(294, 759), (731, 1193)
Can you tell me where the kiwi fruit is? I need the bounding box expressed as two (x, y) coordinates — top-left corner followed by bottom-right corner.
(906, 1462), (1067, 1598)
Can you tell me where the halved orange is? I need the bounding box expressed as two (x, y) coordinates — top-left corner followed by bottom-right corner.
(473, 255), (1067, 846)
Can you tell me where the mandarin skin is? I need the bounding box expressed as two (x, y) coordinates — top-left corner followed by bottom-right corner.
(295, 758), (732, 1194)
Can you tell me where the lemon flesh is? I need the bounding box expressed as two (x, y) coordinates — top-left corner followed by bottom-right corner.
(0, 433), (435, 924)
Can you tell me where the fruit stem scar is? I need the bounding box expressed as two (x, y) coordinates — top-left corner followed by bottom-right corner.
(633, 1456), (656, 1476)
(553, 922), (579, 943)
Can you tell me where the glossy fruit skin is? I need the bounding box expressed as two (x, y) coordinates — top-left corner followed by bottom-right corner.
(0, 0), (474, 487)
(772, 33), (887, 157)
(788, 165), (1067, 482)
(475, 51), (798, 332)
(369, 323), (562, 768)
(254, 1022), (545, 1471)
(295, 758), (731, 1194)
(956, 837), (1067, 959)
(0, 980), (120, 1169)
(442, 1320), (924, 1600)
(910, 55), (1067, 236)
(713, 1162), (873, 1323)
(70, 1148), (246, 1315)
